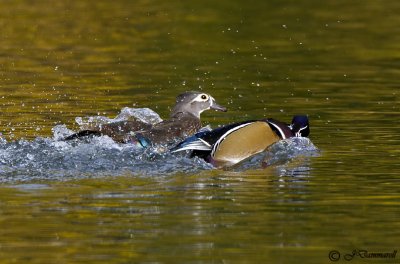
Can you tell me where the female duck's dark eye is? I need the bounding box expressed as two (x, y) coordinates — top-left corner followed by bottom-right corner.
(201, 94), (207, 100)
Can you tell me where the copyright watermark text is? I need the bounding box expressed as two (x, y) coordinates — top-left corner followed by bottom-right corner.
(329, 249), (397, 261)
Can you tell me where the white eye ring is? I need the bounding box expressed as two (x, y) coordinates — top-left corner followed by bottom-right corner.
(191, 94), (210, 104)
(200, 94), (209, 101)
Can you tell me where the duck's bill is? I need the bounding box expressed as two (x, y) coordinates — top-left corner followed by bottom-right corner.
(210, 101), (227, 112)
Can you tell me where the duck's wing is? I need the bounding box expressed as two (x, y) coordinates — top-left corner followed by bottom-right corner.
(170, 120), (256, 153)
(63, 120), (152, 142)
(170, 130), (213, 152)
(133, 113), (202, 144)
(98, 120), (152, 136)
(208, 120), (282, 166)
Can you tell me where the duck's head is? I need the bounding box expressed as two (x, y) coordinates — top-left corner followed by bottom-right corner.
(289, 115), (310, 137)
(171, 91), (227, 118)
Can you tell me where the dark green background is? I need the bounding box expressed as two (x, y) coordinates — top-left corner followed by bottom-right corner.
(0, 1), (399, 263)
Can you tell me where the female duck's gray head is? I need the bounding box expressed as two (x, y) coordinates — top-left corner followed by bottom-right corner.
(171, 91), (227, 118)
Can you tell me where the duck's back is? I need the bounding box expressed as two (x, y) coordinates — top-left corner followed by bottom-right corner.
(131, 112), (202, 144)
(83, 120), (153, 142)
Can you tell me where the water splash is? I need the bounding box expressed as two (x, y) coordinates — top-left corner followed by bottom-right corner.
(264, 137), (320, 166)
(0, 135), (214, 183)
(75, 107), (163, 130)
(0, 107), (319, 183)
(0, 135), (318, 183)
(233, 137), (320, 173)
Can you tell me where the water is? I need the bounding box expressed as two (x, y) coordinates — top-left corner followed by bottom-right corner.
(0, 0), (399, 263)
(0, 119), (318, 182)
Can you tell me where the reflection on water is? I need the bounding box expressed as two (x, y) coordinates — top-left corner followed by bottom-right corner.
(1, 168), (399, 263)
(0, 0), (399, 263)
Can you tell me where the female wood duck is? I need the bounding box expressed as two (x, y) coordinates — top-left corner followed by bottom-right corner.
(64, 91), (227, 145)
(170, 115), (309, 167)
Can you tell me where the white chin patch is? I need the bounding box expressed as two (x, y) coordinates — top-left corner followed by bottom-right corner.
(295, 126), (308, 137)
(198, 106), (210, 114)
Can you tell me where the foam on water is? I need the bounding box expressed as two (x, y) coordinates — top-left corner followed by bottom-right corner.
(0, 135), (215, 183)
(0, 136), (318, 183)
(0, 108), (319, 183)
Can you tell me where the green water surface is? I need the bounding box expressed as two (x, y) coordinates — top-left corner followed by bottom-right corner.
(0, 0), (399, 263)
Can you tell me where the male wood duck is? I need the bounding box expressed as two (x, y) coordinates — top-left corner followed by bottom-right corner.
(170, 115), (309, 167)
(64, 91), (227, 145)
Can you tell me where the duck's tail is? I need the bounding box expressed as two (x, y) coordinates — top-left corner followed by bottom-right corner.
(63, 130), (102, 140)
